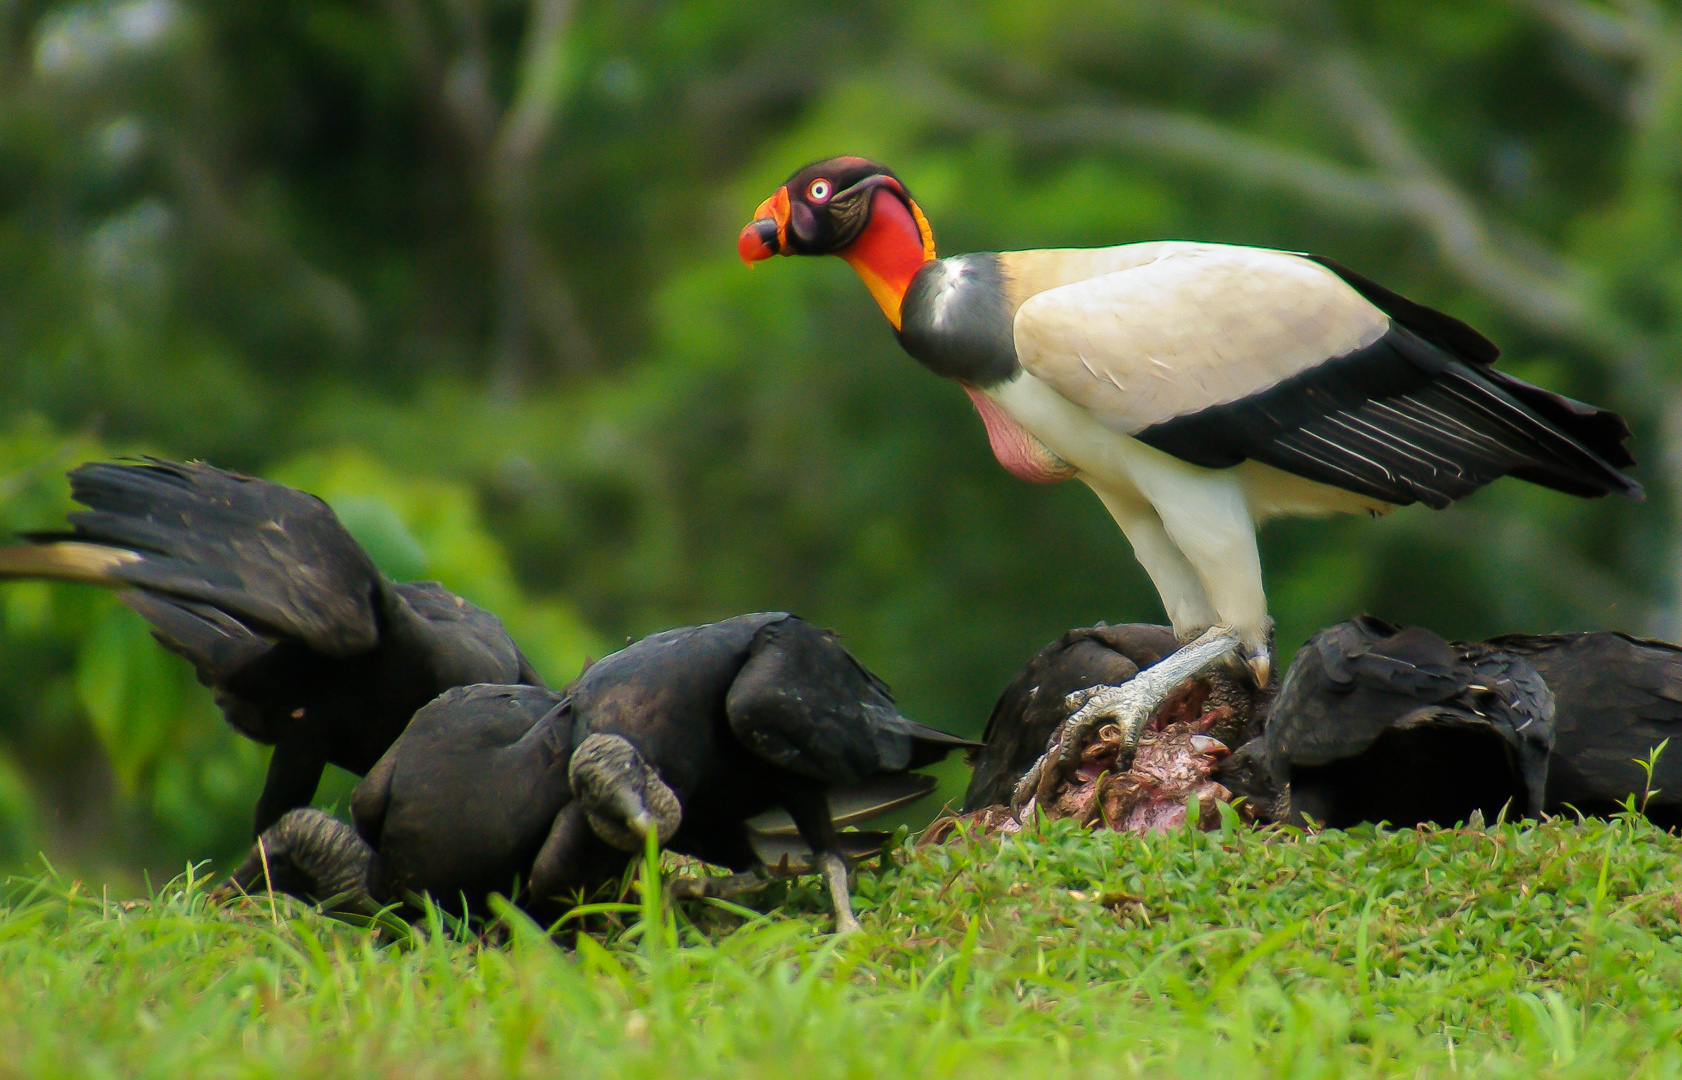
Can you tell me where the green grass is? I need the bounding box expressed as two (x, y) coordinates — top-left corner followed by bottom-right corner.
(7, 812), (1682, 1078)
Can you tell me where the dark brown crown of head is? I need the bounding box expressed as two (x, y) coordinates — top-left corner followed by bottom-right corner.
(778, 156), (910, 254)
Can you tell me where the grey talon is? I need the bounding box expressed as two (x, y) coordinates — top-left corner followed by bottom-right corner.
(1012, 629), (1244, 818)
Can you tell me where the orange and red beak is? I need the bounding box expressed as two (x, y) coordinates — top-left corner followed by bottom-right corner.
(738, 186), (791, 262)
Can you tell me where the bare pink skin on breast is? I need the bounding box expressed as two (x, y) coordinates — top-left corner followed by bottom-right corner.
(963, 386), (1078, 484)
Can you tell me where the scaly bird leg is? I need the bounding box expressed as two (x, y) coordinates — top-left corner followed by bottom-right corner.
(816, 852), (862, 935)
(1011, 627), (1243, 815)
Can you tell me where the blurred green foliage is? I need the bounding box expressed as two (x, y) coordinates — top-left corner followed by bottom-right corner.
(0, 0), (1677, 876)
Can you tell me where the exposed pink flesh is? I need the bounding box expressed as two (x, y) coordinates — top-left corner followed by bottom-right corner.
(922, 704), (1251, 844)
(963, 387), (1078, 484)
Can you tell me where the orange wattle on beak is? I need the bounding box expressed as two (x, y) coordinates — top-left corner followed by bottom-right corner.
(738, 187), (791, 263)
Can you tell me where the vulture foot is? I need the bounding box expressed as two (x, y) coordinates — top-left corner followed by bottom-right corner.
(817, 852), (863, 935)
(1010, 628), (1243, 816)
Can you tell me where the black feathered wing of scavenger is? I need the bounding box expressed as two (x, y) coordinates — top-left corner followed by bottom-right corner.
(45, 459), (385, 656)
(1485, 631), (1682, 823)
(0, 458), (540, 835)
(724, 617), (976, 786)
(565, 613), (978, 881)
(1262, 616), (1554, 826)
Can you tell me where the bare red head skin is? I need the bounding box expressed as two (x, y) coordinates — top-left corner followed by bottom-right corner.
(738, 156), (935, 329)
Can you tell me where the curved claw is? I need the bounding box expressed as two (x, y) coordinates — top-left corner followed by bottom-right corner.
(1010, 628), (1245, 819)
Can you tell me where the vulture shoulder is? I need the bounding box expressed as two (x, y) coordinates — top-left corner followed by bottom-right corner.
(1009, 244), (1389, 435)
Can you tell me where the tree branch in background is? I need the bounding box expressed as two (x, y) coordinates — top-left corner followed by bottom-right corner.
(377, 0), (444, 92)
(158, 140), (367, 352)
(381, 0), (597, 395)
(1314, 53), (1651, 374)
(1037, 103), (1403, 219)
(905, 69), (1399, 220)
(1508, 0), (1656, 60)
(487, 0), (597, 398)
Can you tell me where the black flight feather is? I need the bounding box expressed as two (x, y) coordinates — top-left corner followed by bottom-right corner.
(1135, 322), (1642, 507)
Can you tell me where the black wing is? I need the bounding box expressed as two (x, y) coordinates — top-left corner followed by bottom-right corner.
(1266, 617), (1553, 827)
(725, 616), (976, 787)
(1265, 616), (1472, 768)
(6, 459), (383, 657)
(1488, 631), (1682, 821)
(1135, 260), (1640, 508)
(388, 581), (540, 689)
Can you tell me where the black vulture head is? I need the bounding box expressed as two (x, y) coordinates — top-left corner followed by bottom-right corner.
(568, 733), (683, 852)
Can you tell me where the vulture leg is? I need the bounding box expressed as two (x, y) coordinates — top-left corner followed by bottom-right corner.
(1089, 486), (1220, 634)
(1123, 466), (1271, 683)
(778, 783), (864, 935)
(1011, 627), (1242, 814)
(253, 737), (329, 838)
(663, 826), (773, 902)
(817, 852), (862, 936)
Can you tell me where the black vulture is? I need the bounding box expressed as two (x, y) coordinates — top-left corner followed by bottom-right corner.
(229, 614), (977, 932)
(563, 613), (976, 931)
(1234, 621), (1682, 829)
(1484, 631), (1682, 826)
(224, 684), (615, 919)
(1225, 616), (1555, 828)
(0, 459), (540, 835)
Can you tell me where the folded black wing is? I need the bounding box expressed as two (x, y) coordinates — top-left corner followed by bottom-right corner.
(1266, 617), (1554, 827)
(725, 616), (977, 787)
(1135, 259), (1640, 508)
(1489, 631), (1682, 818)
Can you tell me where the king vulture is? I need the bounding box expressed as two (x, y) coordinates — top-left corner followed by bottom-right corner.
(739, 157), (1643, 684)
